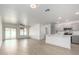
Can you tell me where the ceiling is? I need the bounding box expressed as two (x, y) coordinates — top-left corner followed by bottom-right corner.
(0, 4), (79, 25)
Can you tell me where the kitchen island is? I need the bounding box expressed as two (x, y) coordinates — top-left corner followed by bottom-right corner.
(46, 32), (71, 49)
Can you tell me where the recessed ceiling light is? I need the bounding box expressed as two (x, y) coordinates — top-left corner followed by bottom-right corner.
(75, 12), (79, 15)
(30, 4), (37, 8)
(58, 17), (62, 19)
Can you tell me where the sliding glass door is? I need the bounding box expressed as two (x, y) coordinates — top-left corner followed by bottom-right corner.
(11, 28), (16, 39)
(5, 27), (16, 39)
(20, 28), (27, 36)
(5, 28), (10, 39)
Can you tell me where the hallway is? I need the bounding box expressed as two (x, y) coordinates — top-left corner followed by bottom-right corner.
(0, 39), (78, 55)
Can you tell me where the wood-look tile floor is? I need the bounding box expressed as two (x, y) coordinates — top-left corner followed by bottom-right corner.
(0, 39), (79, 55)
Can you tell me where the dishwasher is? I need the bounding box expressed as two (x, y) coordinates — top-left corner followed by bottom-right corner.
(72, 35), (79, 44)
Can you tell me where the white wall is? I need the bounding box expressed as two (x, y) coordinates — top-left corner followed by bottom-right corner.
(29, 23), (55, 40)
(40, 24), (54, 40)
(29, 24), (52, 40)
(40, 24), (45, 40)
(0, 17), (2, 47)
(44, 24), (51, 34)
(29, 24), (41, 40)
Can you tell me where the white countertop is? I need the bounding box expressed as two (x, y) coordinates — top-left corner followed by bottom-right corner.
(47, 32), (72, 37)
